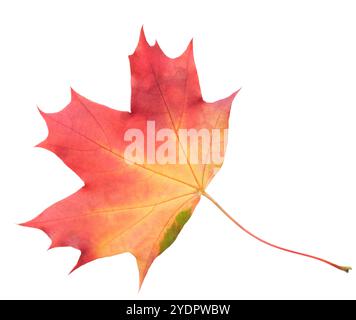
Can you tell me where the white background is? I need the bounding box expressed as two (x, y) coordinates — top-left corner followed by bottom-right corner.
(0, 0), (355, 299)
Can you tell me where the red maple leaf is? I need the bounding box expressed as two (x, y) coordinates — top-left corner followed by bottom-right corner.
(22, 28), (350, 288)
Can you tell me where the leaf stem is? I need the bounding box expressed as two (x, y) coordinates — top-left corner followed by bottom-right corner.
(202, 191), (351, 273)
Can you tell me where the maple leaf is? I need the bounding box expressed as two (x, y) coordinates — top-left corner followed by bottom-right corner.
(22, 28), (350, 288)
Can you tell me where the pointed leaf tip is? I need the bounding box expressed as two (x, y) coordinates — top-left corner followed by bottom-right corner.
(179, 38), (194, 59)
(231, 87), (242, 98)
(69, 253), (87, 275)
(48, 242), (56, 250)
(36, 106), (46, 117)
(139, 25), (149, 46)
(70, 87), (79, 100)
(153, 40), (165, 56)
(136, 257), (151, 290)
(35, 140), (46, 149)
(129, 25), (150, 57)
(18, 222), (28, 228)
(19, 220), (34, 228)
(188, 38), (194, 50)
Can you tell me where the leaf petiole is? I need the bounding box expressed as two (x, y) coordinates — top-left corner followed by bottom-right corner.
(202, 191), (351, 273)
